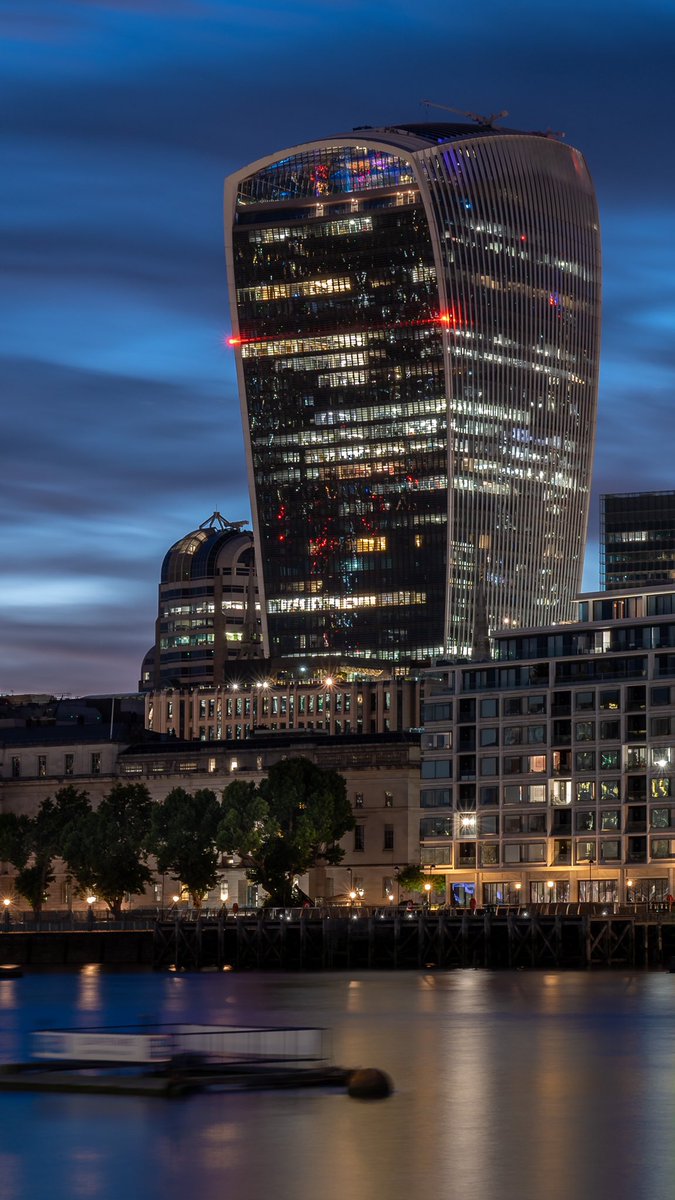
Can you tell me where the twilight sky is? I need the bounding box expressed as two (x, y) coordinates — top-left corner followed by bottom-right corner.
(2, 0), (675, 696)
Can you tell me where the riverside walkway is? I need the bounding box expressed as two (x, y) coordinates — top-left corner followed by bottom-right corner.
(2, 905), (675, 970)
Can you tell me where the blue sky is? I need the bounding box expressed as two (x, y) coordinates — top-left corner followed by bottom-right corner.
(2, 0), (675, 695)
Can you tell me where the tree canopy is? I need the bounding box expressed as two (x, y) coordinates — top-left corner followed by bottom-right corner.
(150, 787), (222, 908)
(0, 787), (90, 914)
(395, 865), (442, 897)
(61, 782), (153, 917)
(218, 757), (354, 906)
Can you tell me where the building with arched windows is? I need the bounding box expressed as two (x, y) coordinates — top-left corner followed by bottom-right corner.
(140, 513), (262, 690)
(225, 121), (601, 669)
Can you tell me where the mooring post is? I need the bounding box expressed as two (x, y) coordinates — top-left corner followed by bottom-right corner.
(483, 910), (491, 967)
(461, 911), (470, 967)
(506, 910), (515, 969)
(195, 915), (202, 969)
(217, 915), (224, 968)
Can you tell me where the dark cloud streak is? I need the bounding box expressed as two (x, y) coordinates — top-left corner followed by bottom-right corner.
(2, 0), (675, 689)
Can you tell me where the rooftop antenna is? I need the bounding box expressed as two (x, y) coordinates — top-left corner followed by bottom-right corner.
(199, 512), (248, 532)
(421, 100), (509, 129)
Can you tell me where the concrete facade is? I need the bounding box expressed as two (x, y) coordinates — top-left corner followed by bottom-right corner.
(420, 586), (675, 907)
(145, 676), (422, 740)
(1, 730), (420, 912)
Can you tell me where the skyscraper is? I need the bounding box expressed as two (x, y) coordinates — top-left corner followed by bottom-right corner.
(601, 491), (675, 591)
(225, 121), (601, 668)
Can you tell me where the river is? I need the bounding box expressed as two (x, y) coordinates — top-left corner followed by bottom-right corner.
(1, 967), (674, 1200)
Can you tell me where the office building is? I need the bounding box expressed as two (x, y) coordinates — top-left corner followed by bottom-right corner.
(420, 585), (675, 906)
(144, 674), (422, 740)
(601, 491), (675, 591)
(225, 120), (601, 668)
(139, 512), (261, 690)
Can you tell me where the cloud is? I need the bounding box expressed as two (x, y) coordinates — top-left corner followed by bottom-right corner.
(3, 0), (675, 690)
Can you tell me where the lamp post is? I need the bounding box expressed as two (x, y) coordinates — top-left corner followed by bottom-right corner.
(86, 895), (96, 929)
(424, 881), (432, 910)
(2, 897), (10, 930)
(626, 878), (634, 908)
(547, 880), (555, 906)
(514, 881), (522, 908)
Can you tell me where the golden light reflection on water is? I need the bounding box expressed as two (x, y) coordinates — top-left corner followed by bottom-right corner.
(76, 964), (101, 1013)
(3, 971), (675, 1200)
(0, 980), (18, 1009)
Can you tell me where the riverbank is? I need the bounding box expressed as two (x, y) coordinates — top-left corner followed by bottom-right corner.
(3, 909), (675, 970)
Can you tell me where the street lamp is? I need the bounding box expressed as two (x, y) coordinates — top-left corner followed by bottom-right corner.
(86, 894), (96, 929)
(2, 897), (10, 930)
(546, 880), (555, 902)
(627, 878), (634, 905)
(349, 890), (357, 908)
(424, 881), (432, 910)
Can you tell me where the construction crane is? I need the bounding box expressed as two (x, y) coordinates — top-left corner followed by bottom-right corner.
(421, 100), (509, 129)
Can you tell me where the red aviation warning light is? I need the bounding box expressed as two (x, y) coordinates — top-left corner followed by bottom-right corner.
(438, 309), (460, 327)
(226, 309), (462, 353)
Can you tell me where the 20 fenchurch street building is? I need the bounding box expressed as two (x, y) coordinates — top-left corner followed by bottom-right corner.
(225, 121), (601, 667)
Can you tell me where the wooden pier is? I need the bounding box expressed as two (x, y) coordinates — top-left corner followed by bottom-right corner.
(152, 909), (675, 972)
(2, 910), (675, 971)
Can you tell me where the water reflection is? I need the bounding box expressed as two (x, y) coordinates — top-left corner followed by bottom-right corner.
(2, 970), (675, 1199)
(76, 964), (101, 1013)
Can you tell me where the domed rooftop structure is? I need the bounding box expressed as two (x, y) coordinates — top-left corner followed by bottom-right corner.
(161, 513), (253, 584)
(141, 513), (262, 693)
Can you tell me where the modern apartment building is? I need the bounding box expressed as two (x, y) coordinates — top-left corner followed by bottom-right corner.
(420, 586), (675, 906)
(601, 491), (675, 591)
(225, 120), (601, 668)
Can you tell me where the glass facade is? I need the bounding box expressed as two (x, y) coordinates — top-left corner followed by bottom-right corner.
(601, 491), (675, 591)
(227, 126), (601, 666)
(151, 519), (259, 688)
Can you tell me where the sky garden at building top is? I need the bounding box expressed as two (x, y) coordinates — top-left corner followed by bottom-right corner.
(225, 124), (601, 668)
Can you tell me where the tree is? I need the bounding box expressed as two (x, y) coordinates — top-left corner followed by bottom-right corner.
(395, 865), (444, 898)
(218, 757), (354, 906)
(61, 783), (153, 917)
(0, 787), (90, 915)
(150, 787), (222, 909)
